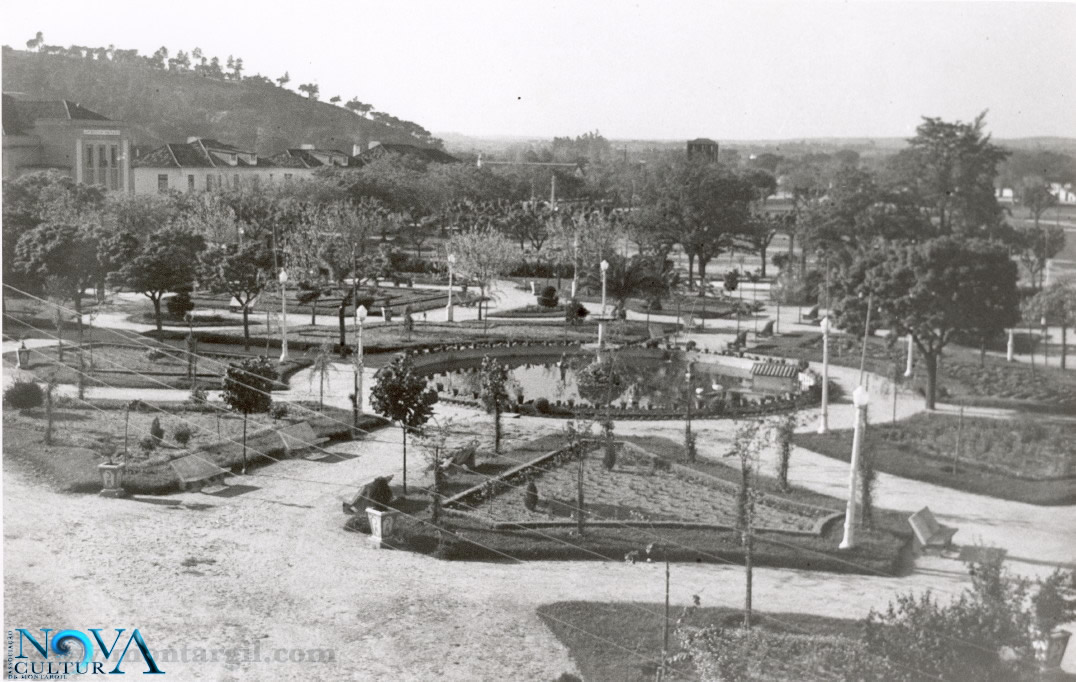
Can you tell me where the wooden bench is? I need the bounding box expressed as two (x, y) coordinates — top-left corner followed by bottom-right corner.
(439, 440), (478, 473)
(170, 454), (228, 492)
(275, 421), (329, 458)
(908, 507), (958, 550)
(756, 320), (775, 339)
(802, 305), (820, 324)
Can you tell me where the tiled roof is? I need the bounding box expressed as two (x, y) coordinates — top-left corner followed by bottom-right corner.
(751, 362), (799, 379)
(3, 94), (112, 134)
(134, 139), (280, 169)
(271, 148), (362, 169)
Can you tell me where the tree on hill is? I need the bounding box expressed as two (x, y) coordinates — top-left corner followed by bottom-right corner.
(276, 71), (290, 87)
(329, 95), (341, 104)
(233, 57), (244, 80)
(298, 83), (320, 100)
(110, 226), (206, 332)
(150, 46), (167, 69)
(370, 354), (438, 494)
(345, 98), (373, 117)
(26, 32), (43, 52)
(835, 237), (1020, 409)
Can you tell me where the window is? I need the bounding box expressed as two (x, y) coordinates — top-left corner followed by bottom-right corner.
(157, 174), (169, 193)
(206, 175), (215, 191)
(188, 175), (195, 192)
(284, 173), (293, 183)
(109, 145), (120, 190)
(233, 174), (240, 188)
(85, 145), (95, 184)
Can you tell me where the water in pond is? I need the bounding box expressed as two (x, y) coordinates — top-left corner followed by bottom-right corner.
(432, 352), (780, 410)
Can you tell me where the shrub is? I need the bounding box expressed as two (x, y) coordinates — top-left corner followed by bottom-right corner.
(144, 348), (166, 362)
(187, 386), (208, 405)
(524, 479), (539, 511)
(5, 379), (43, 410)
(535, 397), (552, 414)
(269, 403), (289, 420)
(537, 286), (559, 309)
(149, 416), (165, 442)
(138, 435), (157, 454)
(173, 423), (194, 447)
(166, 291), (195, 320)
(602, 440), (617, 471)
(770, 268), (822, 306)
(565, 299), (589, 325)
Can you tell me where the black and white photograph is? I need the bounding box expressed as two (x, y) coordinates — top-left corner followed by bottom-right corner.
(1, 1), (1074, 680)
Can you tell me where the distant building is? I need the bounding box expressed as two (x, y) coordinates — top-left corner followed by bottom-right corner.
(133, 137), (296, 194)
(1049, 182), (1076, 205)
(686, 138), (719, 162)
(356, 141), (458, 165)
(2, 93), (134, 192)
(270, 145), (363, 170)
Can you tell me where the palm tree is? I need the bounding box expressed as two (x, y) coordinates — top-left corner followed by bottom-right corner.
(308, 341), (336, 410)
(583, 254), (663, 318)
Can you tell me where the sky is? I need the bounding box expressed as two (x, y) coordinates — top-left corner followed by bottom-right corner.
(2, 0), (1074, 141)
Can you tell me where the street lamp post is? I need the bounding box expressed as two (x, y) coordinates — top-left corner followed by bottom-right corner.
(278, 269), (289, 363)
(904, 334), (914, 378)
(353, 304), (367, 427)
(600, 259), (609, 319)
(839, 386), (870, 550)
(571, 232), (579, 299)
(1006, 328), (1015, 363)
(446, 253), (457, 322)
(817, 316), (831, 434)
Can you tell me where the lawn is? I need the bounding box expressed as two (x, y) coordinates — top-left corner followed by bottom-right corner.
(794, 413), (1076, 505)
(536, 601), (864, 682)
(370, 434), (910, 576)
(2, 401), (377, 494)
(16, 343), (308, 390)
(753, 331), (1076, 413)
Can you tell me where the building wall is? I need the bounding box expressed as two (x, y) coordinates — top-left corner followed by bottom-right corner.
(1, 136), (41, 180)
(132, 165), (316, 194)
(3, 120), (133, 192)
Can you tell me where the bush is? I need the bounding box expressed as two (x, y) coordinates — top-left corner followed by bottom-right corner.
(187, 386), (208, 405)
(565, 299), (589, 325)
(602, 440), (617, 471)
(535, 397), (552, 414)
(144, 348), (167, 362)
(5, 379), (43, 410)
(149, 416), (164, 442)
(173, 424), (194, 447)
(138, 435), (157, 454)
(524, 479), (539, 511)
(537, 286), (559, 309)
(166, 291), (195, 320)
(269, 403), (288, 420)
(770, 268), (822, 306)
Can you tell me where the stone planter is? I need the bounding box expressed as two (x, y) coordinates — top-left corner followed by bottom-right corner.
(365, 508), (400, 550)
(98, 462), (126, 498)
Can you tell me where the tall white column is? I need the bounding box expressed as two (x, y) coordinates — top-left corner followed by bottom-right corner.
(904, 334), (914, 378)
(817, 317), (831, 434)
(839, 387), (870, 550)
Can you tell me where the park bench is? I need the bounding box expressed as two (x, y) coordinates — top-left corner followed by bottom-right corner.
(274, 421), (329, 458)
(439, 440), (478, 474)
(802, 306), (820, 324)
(726, 330), (749, 352)
(908, 506), (958, 550)
(170, 453), (228, 492)
(756, 320), (775, 339)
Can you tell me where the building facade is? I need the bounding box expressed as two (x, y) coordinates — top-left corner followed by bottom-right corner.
(2, 93), (134, 192)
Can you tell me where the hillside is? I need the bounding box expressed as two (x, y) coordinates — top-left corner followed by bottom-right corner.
(2, 47), (430, 156)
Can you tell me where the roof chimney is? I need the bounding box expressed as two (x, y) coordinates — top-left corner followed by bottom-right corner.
(368, 141), (381, 150)
(300, 143), (315, 150)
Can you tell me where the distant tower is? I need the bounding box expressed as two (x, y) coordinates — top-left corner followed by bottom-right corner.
(687, 138), (719, 162)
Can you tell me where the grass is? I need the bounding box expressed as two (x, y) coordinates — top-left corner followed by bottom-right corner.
(795, 413), (1076, 505)
(753, 331), (1076, 413)
(16, 343), (309, 390)
(2, 401), (384, 494)
(378, 434), (910, 576)
(536, 601), (864, 682)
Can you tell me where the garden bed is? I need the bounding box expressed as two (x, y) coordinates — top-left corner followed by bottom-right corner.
(794, 413), (1076, 505)
(537, 601), (865, 682)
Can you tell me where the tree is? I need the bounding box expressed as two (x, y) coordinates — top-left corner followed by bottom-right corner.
(446, 226), (515, 321)
(329, 95), (342, 104)
(26, 31), (44, 51)
(1025, 281), (1076, 370)
(369, 355), (438, 494)
(739, 212), (786, 279)
(730, 420), (764, 628)
(345, 98), (373, 117)
(14, 221), (101, 339)
(835, 237), (1020, 409)
(297, 83), (320, 100)
(479, 356), (512, 453)
(198, 243), (274, 350)
(583, 254), (661, 317)
(110, 227), (206, 331)
(891, 111), (1010, 237)
(221, 357), (276, 474)
(1017, 225), (1065, 291)
(150, 46), (168, 69)
(773, 411), (796, 492)
(276, 71), (290, 87)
